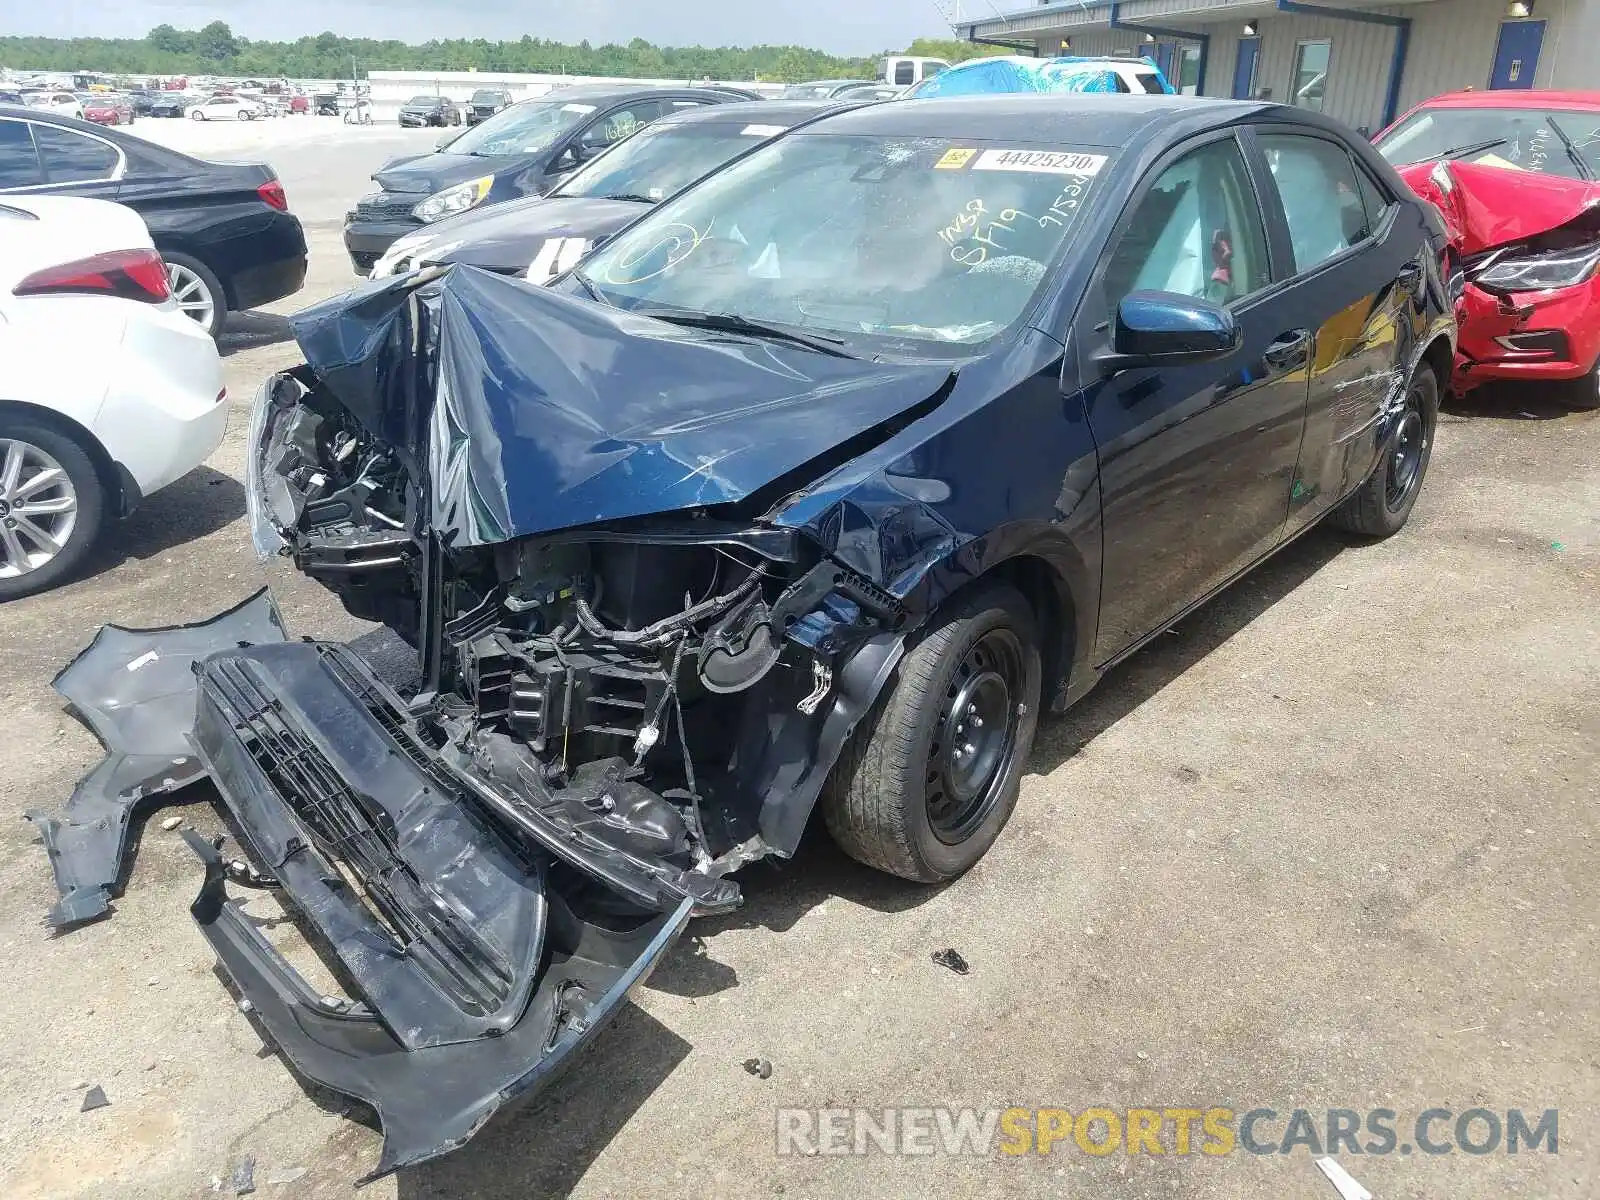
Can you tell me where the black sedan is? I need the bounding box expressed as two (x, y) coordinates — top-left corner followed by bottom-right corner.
(367, 100), (855, 280)
(0, 109), (307, 336)
(147, 93), (190, 118)
(342, 83), (740, 272)
(38, 95), (1453, 1176)
(397, 94), (460, 128)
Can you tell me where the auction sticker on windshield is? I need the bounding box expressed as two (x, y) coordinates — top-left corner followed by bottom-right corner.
(972, 149), (1107, 175)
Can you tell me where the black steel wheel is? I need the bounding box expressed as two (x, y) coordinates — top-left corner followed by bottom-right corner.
(1329, 361), (1439, 538)
(823, 580), (1042, 883)
(925, 628), (1026, 845)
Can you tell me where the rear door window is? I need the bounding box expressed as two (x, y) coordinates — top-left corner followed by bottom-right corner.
(1259, 133), (1370, 271)
(0, 120), (44, 189)
(34, 125), (119, 184)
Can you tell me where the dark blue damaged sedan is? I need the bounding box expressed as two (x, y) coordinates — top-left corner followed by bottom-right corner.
(32, 94), (1455, 1177)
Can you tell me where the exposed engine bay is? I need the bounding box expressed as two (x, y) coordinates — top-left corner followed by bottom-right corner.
(252, 364), (909, 915)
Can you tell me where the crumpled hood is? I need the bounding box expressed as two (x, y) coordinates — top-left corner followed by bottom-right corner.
(1399, 160), (1600, 253)
(375, 150), (538, 195)
(286, 266), (953, 545)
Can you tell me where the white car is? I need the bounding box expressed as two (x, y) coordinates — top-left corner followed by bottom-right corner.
(0, 195), (228, 599)
(26, 91), (83, 120)
(189, 95), (262, 122)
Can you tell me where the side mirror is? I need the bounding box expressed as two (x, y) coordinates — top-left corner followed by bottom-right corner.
(1094, 290), (1241, 376)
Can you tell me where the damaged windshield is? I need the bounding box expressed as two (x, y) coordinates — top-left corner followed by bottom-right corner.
(575, 134), (1113, 346)
(555, 121), (784, 204)
(448, 99), (597, 157)
(1378, 107), (1600, 179)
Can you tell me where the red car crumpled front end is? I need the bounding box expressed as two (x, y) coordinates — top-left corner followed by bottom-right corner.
(1399, 160), (1600, 393)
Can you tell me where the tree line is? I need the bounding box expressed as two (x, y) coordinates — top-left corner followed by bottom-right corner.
(0, 24), (993, 83)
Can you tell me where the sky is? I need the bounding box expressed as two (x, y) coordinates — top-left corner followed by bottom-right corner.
(0, 0), (956, 56)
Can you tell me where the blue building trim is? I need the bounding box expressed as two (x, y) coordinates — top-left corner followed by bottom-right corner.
(1108, 3), (1210, 93)
(1274, 0), (1412, 127)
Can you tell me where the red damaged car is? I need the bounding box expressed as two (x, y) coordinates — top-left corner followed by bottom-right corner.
(1377, 90), (1600, 409)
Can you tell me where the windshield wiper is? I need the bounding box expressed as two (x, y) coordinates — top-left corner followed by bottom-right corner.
(1417, 136), (1509, 165)
(600, 192), (658, 204)
(569, 269), (613, 307)
(639, 309), (856, 358)
(1544, 116), (1593, 180)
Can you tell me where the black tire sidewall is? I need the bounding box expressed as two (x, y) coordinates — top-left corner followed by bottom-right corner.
(1379, 365), (1439, 532)
(0, 417), (107, 601)
(900, 589), (1043, 878)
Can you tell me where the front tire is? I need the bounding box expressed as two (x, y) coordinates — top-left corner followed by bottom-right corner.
(191, 109), (205, 121)
(823, 581), (1042, 883)
(1329, 363), (1439, 538)
(1561, 361), (1600, 411)
(0, 418), (107, 602)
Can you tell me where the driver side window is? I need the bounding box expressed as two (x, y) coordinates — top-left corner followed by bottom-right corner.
(592, 102), (662, 146)
(1102, 137), (1271, 308)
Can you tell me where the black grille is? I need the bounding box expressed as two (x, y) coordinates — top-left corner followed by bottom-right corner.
(354, 191), (422, 222)
(204, 652), (515, 1015)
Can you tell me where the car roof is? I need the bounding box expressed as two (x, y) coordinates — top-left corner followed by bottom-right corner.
(544, 83), (732, 102)
(799, 93), (1263, 142)
(1412, 89), (1600, 111)
(651, 99), (856, 129)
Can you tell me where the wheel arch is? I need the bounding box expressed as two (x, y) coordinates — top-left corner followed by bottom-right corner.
(0, 399), (134, 515)
(1420, 331), (1454, 400)
(151, 238), (233, 309)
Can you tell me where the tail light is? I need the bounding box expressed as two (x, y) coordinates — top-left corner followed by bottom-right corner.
(14, 247), (171, 303)
(258, 180), (288, 211)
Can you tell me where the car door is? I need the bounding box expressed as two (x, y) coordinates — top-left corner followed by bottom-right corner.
(1079, 131), (1313, 662)
(1253, 129), (1425, 535)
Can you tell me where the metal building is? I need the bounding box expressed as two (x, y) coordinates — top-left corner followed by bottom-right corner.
(957, 0), (1597, 134)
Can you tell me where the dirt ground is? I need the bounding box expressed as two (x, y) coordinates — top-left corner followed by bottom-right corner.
(0, 122), (1595, 1199)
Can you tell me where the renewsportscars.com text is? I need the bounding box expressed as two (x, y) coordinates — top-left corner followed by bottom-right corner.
(774, 1106), (1558, 1158)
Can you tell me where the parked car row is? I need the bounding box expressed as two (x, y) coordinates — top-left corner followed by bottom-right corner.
(0, 107), (309, 595)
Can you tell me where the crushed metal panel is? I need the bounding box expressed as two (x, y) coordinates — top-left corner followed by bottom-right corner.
(27, 589), (288, 929)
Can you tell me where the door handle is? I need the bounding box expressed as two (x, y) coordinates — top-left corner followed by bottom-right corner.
(1264, 329), (1310, 370)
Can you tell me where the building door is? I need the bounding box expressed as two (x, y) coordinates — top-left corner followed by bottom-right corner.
(1489, 19), (1545, 89)
(1152, 42), (1177, 80)
(1232, 36), (1261, 98)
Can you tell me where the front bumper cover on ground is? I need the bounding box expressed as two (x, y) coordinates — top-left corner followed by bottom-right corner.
(28, 605), (693, 1180)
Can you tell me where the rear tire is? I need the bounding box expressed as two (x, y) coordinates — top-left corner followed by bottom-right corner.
(1328, 363), (1439, 538)
(0, 417), (107, 602)
(822, 581), (1042, 883)
(161, 250), (227, 339)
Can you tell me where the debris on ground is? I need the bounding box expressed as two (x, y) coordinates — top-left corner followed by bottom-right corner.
(931, 948), (970, 975)
(742, 1057), (773, 1079)
(79, 1085), (109, 1112)
(230, 1154), (256, 1195)
(161, 816), (184, 831)
(264, 1166), (307, 1185)
(1314, 1155), (1373, 1200)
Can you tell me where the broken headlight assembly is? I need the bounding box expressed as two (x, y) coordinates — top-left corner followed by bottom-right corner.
(1470, 239), (1600, 292)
